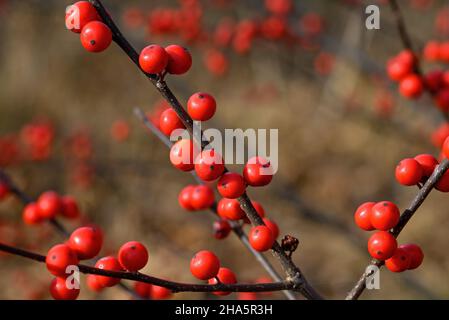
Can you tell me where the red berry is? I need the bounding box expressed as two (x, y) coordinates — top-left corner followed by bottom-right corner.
(86, 275), (104, 292)
(208, 267), (237, 296)
(263, 218), (279, 240)
(399, 74), (423, 99)
(134, 281), (152, 298)
(190, 250), (220, 280)
(439, 41), (449, 62)
(238, 292), (258, 300)
(94, 256), (123, 287)
(399, 243), (424, 269)
(436, 88), (449, 112)
(265, 0), (292, 15)
(370, 201), (400, 231)
(0, 181), (9, 200)
(424, 70), (443, 93)
(213, 219), (232, 239)
(217, 198), (245, 220)
(243, 156), (273, 187)
(195, 149), (225, 181)
(178, 185), (195, 211)
(217, 172), (246, 199)
(150, 285), (172, 300)
(37, 191), (61, 219)
(385, 248), (411, 273)
(22, 203), (43, 225)
(190, 185), (215, 210)
(414, 154), (438, 180)
(423, 41), (440, 61)
(169, 139), (197, 171)
(386, 58), (412, 82)
(139, 44), (168, 74)
(165, 45), (192, 75)
(187, 93), (217, 121)
(46, 244), (79, 277)
(354, 202), (375, 231)
(80, 21), (112, 53)
(249, 226), (274, 252)
(159, 108), (185, 136)
(65, 1), (100, 33)
(118, 241), (149, 272)
(395, 158), (423, 186)
(68, 226), (103, 260)
(367, 231), (397, 260)
(60, 196), (80, 219)
(50, 277), (80, 300)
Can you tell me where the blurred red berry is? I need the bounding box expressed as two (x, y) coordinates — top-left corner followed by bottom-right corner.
(213, 219), (232, 239)
(60, 196), (80, 219)
(37, 191), (61, 219)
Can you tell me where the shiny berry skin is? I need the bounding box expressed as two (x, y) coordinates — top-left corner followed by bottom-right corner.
(414, 154), (438, 180)
(46, 244), (79, 277)
(94, 256), (123, 287)
(178, 185), (195, 211)
(118, 241), (149, 272)
(208, 267), (237, 296)
(243, 156), (273, 187)
(169, 139), (196, 171)
(0, 181), (9, 200)
(165, 45), (192, 75)
(217, 172), (246, 199)
(159, 108), (185, 136)
(399, 74), (423, 99)
(60, 196), (80, 219)
(263, 218), (279, 239)
(65, 1), (100, 33)
(217, 198), (245, 220)
(134, 281), (152, 298)
(395, 158), (423, 186)
(213, 219), (232, 239)
(354, 202), (375, 231)
(423, 41), (440, 61)
(80, 21), (112, 53)
(22, 203), (43, 225)
(37, 191), (61, 219)
(187, 93), (217, 121)
(385, 248), (411, 273)
(150, 285), (172, 300)
(190, 250), (220, 280)
(190, 185), (215, 210)
(370, 201), (400, 231)
(367, 231), (397, 260)
(139, 44), (168, 74)
(195, 149), (225, 181)
(50, 277), (80, 300)
(400, 243), (424, 269)
(86, 275), (104, 292)
(249, 226), (275, 252)
(68, 226), (103, 260)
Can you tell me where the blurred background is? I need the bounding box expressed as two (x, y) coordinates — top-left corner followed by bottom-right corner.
(0, 0), (449, 300)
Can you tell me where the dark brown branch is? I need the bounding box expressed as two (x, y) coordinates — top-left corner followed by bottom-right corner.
(87, 0), (322, 300)
(0, 242), (295, 293)
(346, 158), (449, 300)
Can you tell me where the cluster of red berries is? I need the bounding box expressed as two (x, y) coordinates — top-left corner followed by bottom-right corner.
(139, 44), (192, 76)
(66, 1), (112, 53)
(133, 281), (172, 300)
(190, 250), (237, 296)
(22, 191), (80, 225)
(354, 202), (424, 272)
(387, 50), (423, 100)
(46, 223), (151, 300)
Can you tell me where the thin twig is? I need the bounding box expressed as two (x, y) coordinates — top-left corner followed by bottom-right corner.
(346, 158), (449, 300)
(0, 242), (295, 293)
